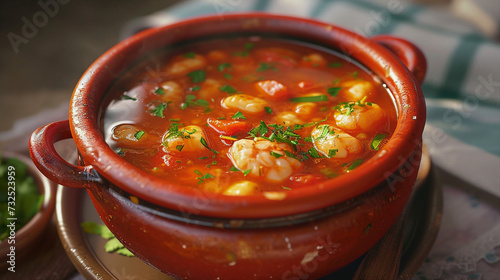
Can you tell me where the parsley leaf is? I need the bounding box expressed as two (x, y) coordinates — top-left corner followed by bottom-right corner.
(154, 87), (165, 95)
(81, 222), (134, 257)
(121, 95), (137, 101)
(327, 87), (341, 97)
(187, 70), (206, 83)
(347, 159), (363, 171)
(184, 52), (196, 58)
(220, 84), (238, 94)
(150, 102), (170, 117)
(134, 130), (145, 140)
(231, 111), (246, 120)
(200, 137), (219, 154)
(218, 62), (232, 72)
(370, 134), (387, 150)
(256, 62), (278, 72)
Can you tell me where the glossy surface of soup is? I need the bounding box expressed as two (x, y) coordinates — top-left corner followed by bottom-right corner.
(104, 37), (397, 195)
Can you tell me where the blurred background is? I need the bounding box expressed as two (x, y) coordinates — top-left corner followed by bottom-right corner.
(0, 0), (498, 133)
(0, 0), (181, 132)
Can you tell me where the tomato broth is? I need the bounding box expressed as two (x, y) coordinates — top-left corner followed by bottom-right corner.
(103, 37), (397, 195)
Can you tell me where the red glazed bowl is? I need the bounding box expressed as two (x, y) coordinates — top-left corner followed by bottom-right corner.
(29, 13), (426, 279)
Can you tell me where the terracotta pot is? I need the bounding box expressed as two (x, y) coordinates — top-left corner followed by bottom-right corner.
(29, 13), (426, 279)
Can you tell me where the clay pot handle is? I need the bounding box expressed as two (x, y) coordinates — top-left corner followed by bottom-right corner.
(29, 120), (100, 189)
(371, 35), (427, 85)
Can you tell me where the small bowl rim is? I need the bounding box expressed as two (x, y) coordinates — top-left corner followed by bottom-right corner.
(0, 151), (57, 265)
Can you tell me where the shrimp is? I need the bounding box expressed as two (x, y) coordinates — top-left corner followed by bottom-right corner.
(275, 112), (304, 126)
(222, 94), (269, 115)
(166, 54), (207, 76)
(294, 102), (318, 119)
(223, 181), (260, 196)
(311, 125), (364, 158)
(198, 79), (222, 99)
(334, 102), (387, 132)
(156, 81), (183, 103)
(228, 139), (303, 183)
(301, 53), (327, 67)
(340, 80), (375, 101)
(162, 125), (208, 154)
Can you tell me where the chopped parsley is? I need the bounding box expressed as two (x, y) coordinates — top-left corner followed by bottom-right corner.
(290, 95), (329, 103)
(347, 159), (363, 171)
(328, 149), (338, 158)
(231, 111), (246, 120)
(181, 94), (211, 113)
(223, 73), (233, 80)
(320, 168), (337, 179)
(184, 52), (196, 58)
(190, 85), (201, 91)
(232, 42), (254, 57)
(270, 151), (283, 158)
(194, 170), (215, 184)
(370, 133), (387, 150)
(328, 62), (342, 68)
(218, 62), (232, 72)
(81, 222), (134, 257)
(187, 70), (206, 83)
(229, 166), (240, 172)
(307, 147), (322, 158)
(327, 87), (341, 97)
(220, 84), (238, 94)
(200, 137), (219, 154)
(121, 94), (137, 101)
(134, 130), (145, 140)
(256, 62), (278, 72)
(175, 145), (184, 152)
(265, 107), (273, 114)
(154, 87), (165, 95)
(150, 102), (170, 117)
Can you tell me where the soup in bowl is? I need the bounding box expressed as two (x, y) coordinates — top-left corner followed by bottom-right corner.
(30, 13), (426, 279)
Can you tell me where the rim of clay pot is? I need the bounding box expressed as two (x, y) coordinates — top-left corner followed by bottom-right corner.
(69, 13), (426, 219)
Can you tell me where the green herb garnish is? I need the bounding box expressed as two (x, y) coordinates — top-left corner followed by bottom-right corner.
(290, 95), (329, 103)
(265, 107), (273, 114)
(256, 62), (278, 72)
(184, 52), (196, 58)
(218, 62), (232, 72)
(182, 94), (211, 113)
(134, 130), (145, 140)
(327, 87), (341, 97)
(150, 102), (170, 117)
(0, 157), (44, 241)
(270, 151), (283, 158)
(81, 222), (134, 257)
(370, 134), (387, 150)
(231, 111), (246, 120)
(220, 84), (238, 94)
(187, 70), (206, 83)
(154, 87), (165, 95)
(200, 137), (219, 154)
(328, 62), (342, 68)
(347, 159), (363, 171)
(121, 95), (137, 101)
